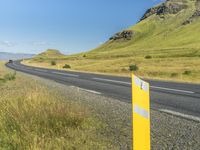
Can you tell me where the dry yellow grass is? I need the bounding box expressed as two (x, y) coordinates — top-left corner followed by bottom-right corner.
(0, 62), (117, 150)
(23, 54), (200, 83)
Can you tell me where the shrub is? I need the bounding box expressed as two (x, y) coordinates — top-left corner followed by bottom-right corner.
(51, 60), (56, 66)
(129, 64), (139, 71)
(121, 68), (128, 72)
(145, 55), (152, 59)
(171, 73), (178, 77)
(63, 64), (71, 69)
(0, 78), (5, 84)
(83, 54), (87, 58)
(183, 70), (192, 75)
(3, 72), (16, 81)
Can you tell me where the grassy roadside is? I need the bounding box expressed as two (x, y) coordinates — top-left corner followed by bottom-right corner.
(0, 62), (117, 150)
(23, 54), (200, 84)
(0, 62), (16, 85)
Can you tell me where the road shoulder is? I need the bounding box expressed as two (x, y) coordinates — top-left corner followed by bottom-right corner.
(22, 72), (200, 150)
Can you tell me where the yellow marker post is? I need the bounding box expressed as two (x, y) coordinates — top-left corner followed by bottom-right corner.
(132, 74), (150, 150)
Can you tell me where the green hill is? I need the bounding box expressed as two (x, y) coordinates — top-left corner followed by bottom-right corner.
(36, 49), (65, 59)
(25, 0), (200, 83)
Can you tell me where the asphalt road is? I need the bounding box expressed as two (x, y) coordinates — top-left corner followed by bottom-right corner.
(6, 61), (200, 120)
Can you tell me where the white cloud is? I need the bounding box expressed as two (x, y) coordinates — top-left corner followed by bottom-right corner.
(99, 41), (103, 45)
(32, 41), (49, 46)
(0, 41), (17, 47)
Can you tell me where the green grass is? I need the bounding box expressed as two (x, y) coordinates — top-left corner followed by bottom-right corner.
(0, 62), (117, 149)
(51, 60), (56, 66)
(0, 62), (16, 84)
(35, 49), (65, 60)
(24, 0), (200, 83)
(63, 64), (71, 69)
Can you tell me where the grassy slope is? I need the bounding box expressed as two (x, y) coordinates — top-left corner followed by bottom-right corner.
(0, 62), (117, 149)
(36, 49), (65, 59)
(24, 0), (200, 83)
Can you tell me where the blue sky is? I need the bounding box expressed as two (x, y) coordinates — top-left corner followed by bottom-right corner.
(0, 0), (163, 54)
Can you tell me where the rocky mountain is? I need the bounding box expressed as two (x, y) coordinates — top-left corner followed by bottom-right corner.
(94, 0), (200, 49)
(74, 0), (200, 81)
(140, 0), (188, 21)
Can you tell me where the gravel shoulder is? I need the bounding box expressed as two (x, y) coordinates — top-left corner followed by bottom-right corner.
(19, 72), (200, 150)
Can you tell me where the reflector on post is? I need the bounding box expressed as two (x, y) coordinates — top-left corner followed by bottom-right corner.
(132, 74), (150, 150)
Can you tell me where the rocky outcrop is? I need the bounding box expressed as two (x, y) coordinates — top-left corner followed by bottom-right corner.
(109, 30), (133, 41)
(183, 0), (200, 25)
(140, 2), (188, 21)
(183, 10), (200, 25)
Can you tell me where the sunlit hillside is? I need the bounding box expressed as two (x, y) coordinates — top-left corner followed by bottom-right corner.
(25, 0), (200, 83)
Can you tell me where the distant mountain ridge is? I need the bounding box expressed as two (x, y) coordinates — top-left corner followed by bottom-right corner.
(0, 52), (35, 61)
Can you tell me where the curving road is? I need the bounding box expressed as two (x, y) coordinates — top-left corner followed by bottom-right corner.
(6, 60), (200, 121)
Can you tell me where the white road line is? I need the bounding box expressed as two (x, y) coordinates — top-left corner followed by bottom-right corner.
(79, 88), (101, 95)
(93, 77), (195, 94)
(70, 86), (101, 94)
(159, 109), (200, 122)
(93, 77), (131, 85)
(150, 86), (194, 94)
(34, 69), (47, 72)
(52, 71), (79, 77)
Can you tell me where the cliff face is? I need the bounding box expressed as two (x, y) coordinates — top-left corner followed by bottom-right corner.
(183, 0), (200, 25)
(140, 0), (200, 25)
(109, 30), (133, 41)
(140, 0), (188, 21)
